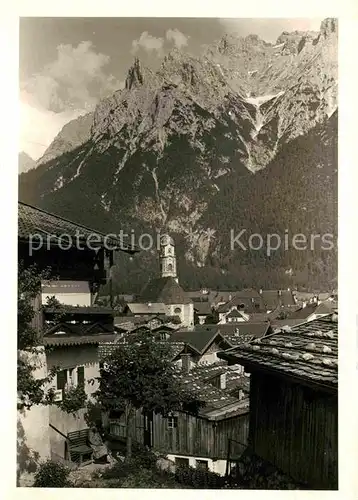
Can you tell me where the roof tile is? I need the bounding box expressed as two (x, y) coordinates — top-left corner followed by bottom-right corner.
(219, 315), (338, 389)
(18, 202), (137, 253)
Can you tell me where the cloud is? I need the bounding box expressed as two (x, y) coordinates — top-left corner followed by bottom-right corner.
(131, 31), (164, 55)
(22, 41), (120, 113)
(20, 41), (120, 160)
(166, 29), (189, 49)
(20, 92), (86, 160)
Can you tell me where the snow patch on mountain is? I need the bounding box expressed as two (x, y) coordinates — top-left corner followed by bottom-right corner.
(245, 91), (285, 107)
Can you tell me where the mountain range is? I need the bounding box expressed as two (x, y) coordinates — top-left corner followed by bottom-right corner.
(19, 18), (338, 293)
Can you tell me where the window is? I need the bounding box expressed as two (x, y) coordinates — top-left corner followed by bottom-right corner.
(68, 368), (75, 387)
(167, 416), (178, 429)
(175, 457), (189, 467)
(174, 307), (181, 314)
(168, 263), (173, 272)
(77, 366), (85, 388)
(239, 304), (245, 310)
(57, 369), (67, 390)
(196, 460), (208, 471)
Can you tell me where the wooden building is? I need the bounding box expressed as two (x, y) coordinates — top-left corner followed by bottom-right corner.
(218, 315), (338, 489)
(107, 362), (250, 476)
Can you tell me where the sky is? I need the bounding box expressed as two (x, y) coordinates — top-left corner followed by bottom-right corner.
(19, 17), (322, 161)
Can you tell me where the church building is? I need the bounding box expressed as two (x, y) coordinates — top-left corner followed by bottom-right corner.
(137, 235), (194, 328)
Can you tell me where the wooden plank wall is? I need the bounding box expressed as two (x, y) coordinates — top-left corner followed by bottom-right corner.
(109, 410), (249, 460)
(216, 415), (249, 459)
(249, 372), (338, 489)
(109, 411), (145, 444)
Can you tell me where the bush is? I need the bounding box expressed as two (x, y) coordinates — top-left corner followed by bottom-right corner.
(101, 446), (158, 481)
(174, 465), (224, 489)
(121, 468), (163, 488)
(132, 446), (158, 469)
(33, 460), (73, 488)
(57, 385), (87, 415)
(101, 459), (134, 481)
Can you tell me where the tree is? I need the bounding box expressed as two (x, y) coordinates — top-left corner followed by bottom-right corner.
(93, 332), (204, 459)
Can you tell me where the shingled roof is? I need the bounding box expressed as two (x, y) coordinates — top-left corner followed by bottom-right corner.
(286, 301), (334, 320)
(44, 333), (116, 347)
(98, 338), (198, 361)
(18, 202), (137, 254)
(218, 315), (338, 391)
(217, 290), (266, 313)
(139, 277), (192, 305)
(261, 290), (296, 309)
(168, 327), (232, 354)
(217, 322), (272, 345)
(175, 363), (250, 419)
(124, 303), (167, 315)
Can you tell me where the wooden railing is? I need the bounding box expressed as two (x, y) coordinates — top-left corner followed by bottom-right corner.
(49, 423), (68, 440)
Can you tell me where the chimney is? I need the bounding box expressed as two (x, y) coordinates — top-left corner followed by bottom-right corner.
(181, 353), (191, 374)
(259, 288), (263, 294)
(219, 373), (226, 390)
(238, 389), (244, 400)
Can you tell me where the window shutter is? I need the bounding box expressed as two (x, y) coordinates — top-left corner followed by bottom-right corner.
(57, 369), (67, 390)
(77, 366), (85, 388)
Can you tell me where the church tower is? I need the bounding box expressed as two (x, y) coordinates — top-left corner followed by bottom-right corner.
(159, 235), (178, 283)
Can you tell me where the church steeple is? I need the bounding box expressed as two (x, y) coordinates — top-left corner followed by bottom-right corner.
(159, 235), (178, 283)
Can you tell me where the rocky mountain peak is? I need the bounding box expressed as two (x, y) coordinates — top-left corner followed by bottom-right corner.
(125, 57), (146, 90)
(35, 112), (94, 167)
(276, 30), (319, 55)
(320, 18), (338, 38)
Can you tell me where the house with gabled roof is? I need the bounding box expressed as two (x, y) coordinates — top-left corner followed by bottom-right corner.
(168, 326), (234, 366)
(17, 202), (138, 481)
(284, 300), (334, 323)
(216, 290), (266, 320)
(218, 306), (250, 324)
(216, 322), (273, 346)
(218, 314), (338, 489)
